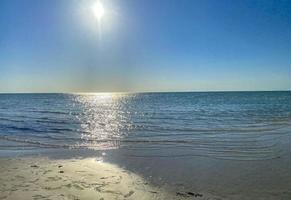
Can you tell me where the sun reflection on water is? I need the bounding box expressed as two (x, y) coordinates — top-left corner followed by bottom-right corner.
(72, 93), (134, 149)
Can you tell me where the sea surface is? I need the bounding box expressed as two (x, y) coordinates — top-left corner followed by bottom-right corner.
(0, 92), (291, 160)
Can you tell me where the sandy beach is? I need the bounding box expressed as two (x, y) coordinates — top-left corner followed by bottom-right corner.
(0, 156), (221, 200)
(0, 157), (166, 200)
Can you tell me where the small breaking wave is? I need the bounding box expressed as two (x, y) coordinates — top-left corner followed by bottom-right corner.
(0, 132), (285, 160)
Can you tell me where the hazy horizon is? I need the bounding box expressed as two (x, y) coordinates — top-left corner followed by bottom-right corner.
(1, 0), (291, 93)
(1, 90), (291, 95)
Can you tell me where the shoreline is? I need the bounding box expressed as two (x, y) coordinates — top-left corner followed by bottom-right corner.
(1, 130), (291, 200)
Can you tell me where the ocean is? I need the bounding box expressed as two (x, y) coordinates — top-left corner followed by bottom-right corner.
(0, 92), (291, 160)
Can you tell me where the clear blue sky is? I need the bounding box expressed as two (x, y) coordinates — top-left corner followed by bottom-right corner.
(1, 0), (291, 92)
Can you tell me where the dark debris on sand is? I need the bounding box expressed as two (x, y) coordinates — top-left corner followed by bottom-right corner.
(176, 191), (203, 198)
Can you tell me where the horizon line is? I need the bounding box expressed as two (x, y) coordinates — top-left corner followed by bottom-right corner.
(0, 90), (291, 94)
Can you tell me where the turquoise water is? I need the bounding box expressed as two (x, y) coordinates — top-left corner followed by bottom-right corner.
(0, 92), (291, 160)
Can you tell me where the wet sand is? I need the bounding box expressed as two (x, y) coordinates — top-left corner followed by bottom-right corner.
(105, 131), (291, 200)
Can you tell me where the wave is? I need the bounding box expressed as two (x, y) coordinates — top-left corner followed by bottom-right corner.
(0, 117), (25, 123)
(131, 123), (291, 133)
(0, 134), (280, 145)
(29, 110), (69, 115)
(1, 125), (47, 133)
(0, 133), (284, 160)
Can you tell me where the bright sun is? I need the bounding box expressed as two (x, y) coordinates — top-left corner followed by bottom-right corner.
(92, 1), (105, 21)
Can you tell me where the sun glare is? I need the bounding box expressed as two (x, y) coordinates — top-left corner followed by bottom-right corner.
(92, 1), (105, 21)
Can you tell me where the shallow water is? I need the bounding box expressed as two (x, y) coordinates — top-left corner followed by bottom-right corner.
(0, 92), (291, 160)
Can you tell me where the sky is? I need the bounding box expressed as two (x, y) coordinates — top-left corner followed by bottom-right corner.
(0, 0), (291, 93)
